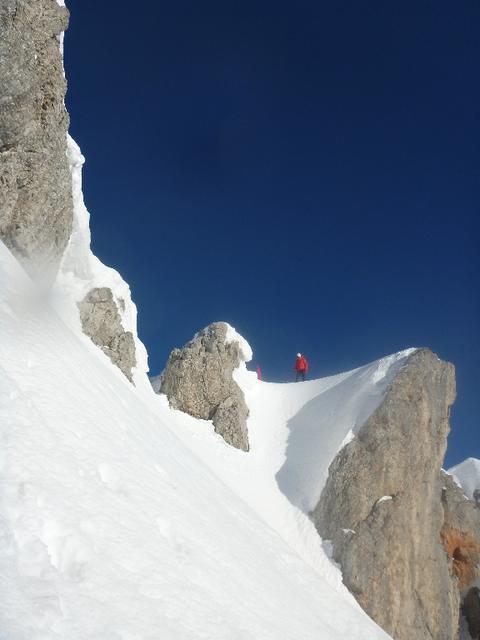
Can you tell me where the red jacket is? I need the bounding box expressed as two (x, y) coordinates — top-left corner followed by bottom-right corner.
(294, 356), (308, 372)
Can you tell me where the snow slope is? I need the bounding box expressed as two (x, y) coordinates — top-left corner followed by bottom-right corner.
(0, 241), (403, 639)
(447, 458), (480, 499)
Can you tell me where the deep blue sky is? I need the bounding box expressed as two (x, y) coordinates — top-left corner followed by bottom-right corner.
(65, 1), (478, 467)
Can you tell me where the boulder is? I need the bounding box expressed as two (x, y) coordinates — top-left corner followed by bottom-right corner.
(78, 287), (136, 382)
(159, 322), (250, 451)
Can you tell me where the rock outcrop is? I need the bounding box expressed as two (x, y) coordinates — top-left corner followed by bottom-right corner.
(159, 322), (250, 451)
(0, 0), (73, 277)
(78, 288), (136, 382)
(312, 349), (460, 640)
(441, 471), (480, 638)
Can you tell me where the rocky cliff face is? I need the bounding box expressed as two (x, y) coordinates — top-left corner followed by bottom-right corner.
(0, 3), (147, 386)
(159, 323), (250, 451)
(312, 349), (461, 640)
(0, 0), (73, 278)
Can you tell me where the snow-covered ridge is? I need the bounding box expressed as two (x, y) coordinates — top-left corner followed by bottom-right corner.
(0, 240), (397, 639)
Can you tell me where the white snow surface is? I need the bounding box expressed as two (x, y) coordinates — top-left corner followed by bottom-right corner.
(225, 323), (253, 363)
(0, 241), (412, 639)
(447, 458), (480, 500)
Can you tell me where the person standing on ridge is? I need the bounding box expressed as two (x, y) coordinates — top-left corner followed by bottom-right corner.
(294, 353), (308, 382)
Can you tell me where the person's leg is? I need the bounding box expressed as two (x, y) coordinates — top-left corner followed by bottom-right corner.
(301, 370), (306, 382)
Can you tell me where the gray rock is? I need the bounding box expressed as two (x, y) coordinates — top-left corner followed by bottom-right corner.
(463, 587), (480, 639)
(441, 470), (480, 633)
(0, 0), (73, 278)
(159, 322), (250, 451)
(213, 391), (249, 451)
(441, 470), (480, 557)
(312, 348), (459, 640)
(78, 288), (136, 383)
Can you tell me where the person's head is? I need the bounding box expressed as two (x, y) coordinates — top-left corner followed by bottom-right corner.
(296, 353), (301, 358)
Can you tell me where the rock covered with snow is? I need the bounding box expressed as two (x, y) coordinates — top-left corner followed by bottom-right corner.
(312, 348), (459, 640)
(0, 0), (73, 278)
(78, 287), (136, 381)
(158, 322), (251, 451)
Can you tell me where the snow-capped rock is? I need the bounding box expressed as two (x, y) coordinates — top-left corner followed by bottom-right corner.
(313, 348), (459, 640)
(157, 322), (250, 451)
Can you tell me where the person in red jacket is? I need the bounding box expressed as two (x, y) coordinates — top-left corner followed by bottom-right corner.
(294, 353), (308, 382)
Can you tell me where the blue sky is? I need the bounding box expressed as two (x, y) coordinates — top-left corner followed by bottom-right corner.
(65, 1), (478, 467)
